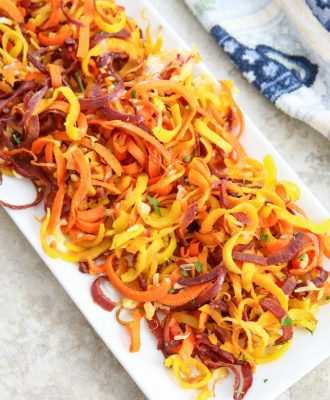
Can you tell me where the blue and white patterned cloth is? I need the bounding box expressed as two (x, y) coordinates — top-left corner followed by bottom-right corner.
(185, 0), (330, 139)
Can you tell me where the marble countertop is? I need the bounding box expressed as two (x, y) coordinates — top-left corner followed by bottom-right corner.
(0, 1), (329, 399)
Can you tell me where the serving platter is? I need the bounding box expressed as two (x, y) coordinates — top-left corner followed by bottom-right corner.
(1, 1), (329, 399)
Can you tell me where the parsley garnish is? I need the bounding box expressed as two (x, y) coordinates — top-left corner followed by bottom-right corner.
(169, 288), (176, 294)
(147, 196), (162, 216)
(184, 155), (191, 163)
(131, 90), (137, 99)
(89, 137), (96, 148)
(261, 234), (269, 242)
(325, 296), (330, 301)
(113, 81), (118, 87)
(233, 390), (244, 395)
(280, 316), (293, 327)
(263, 379), (269, 383)
(180, 269), (189, 277)
(296, 253), (306, 261)
(74, 71), (85, 93)
(280, 234), (288, 239)
(194, 261), (203, 273)
(276, 339), (288, 346)
(12, 132), (22, 146)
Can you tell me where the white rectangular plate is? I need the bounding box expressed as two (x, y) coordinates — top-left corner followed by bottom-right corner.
(1, 1), (329, 399)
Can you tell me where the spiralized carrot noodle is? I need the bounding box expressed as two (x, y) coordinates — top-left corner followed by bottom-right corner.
(1, 1), (330, 399)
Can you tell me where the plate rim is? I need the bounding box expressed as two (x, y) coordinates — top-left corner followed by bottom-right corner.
(1, 1), (330, 400)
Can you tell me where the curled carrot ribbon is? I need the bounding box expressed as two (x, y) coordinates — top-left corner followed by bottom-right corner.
(0, 2), (329, 400)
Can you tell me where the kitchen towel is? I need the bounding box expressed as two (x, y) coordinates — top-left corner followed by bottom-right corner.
(184, 0), (330, 139)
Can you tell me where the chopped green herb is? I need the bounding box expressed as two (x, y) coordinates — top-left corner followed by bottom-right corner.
(169, 288), (176, 294)
(113, 81), (118, 87)
(241, 355), (247, 361)
(194, 261), (203, 273)
(12, 132), (22, 146)
(180, 269), (189, 277)
(261, 234), (269, 242)
(263, 379), (269, 383)
(113, 243), (118, 249)
(276, 339), (288, 346)
(280, 234), (288, 239)
(191, 299), (196, 305)
(184, 155), (191, 163)
(74, 71), (85, 93)
(147, 195), (162, 217)
(296, 253), (306, 261)
(131, 89), (137, 99)
(280, 316), (293, 327)
(233, 390), (244, 395)
(325, 296), (330, 301)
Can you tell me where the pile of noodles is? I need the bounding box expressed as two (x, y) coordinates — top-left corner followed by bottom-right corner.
(0, 1), (329, 399)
